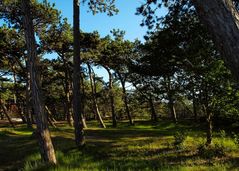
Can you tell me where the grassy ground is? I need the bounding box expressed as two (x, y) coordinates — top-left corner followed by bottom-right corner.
(0, 120), (239, 171)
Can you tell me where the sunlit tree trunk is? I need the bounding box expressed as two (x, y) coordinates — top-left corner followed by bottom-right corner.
(104, 66), (117, 127)
(21, 0), (56, 164)
(73, 0), (85, 147)
(87, 63), (106, 128)
(117, 72), (134, 125)
(193, 0), (239, 80)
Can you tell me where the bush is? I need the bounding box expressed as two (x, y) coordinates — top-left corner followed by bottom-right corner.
(173, 131), (187, 150)
(197, 143), (225, 159)
(232, 132), (239, 146)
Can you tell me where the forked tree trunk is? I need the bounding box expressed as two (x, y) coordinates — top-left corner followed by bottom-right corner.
(193, 0), (239, 80)
(87, 63), (106, 128)
(104, 66), (117, 127)
(117, 73), (134, 125)
(73, 0), (85, 147)
(21, 0), (56, 164)
(166, 76), (177, 123)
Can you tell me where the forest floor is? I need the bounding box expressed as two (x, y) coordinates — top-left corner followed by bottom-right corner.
(0, 120), (239, 171)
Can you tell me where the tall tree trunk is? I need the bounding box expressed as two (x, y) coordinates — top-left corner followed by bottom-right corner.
(104, 66), (117, 127)
(149, 95), (157, 122)
(0, 99), (15, 128)
(87, 63), (106, 128)
(73, 0), (85, 147)
(21, 0), (56, 164)
(193, 0), (239, 80)
(117, 72), (134, 125)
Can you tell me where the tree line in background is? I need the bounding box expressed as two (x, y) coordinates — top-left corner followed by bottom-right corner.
(0, 0), (239, 166)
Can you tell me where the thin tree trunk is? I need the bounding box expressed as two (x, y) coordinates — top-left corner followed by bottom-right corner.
(80, 72), (87, 128)
(104, 66), (117, 127)
(117, 73), (134, 125)
(73, 0), (85, 147)
(87, 63), (106, 128)
(25, 60), (33, 128)
(45, 106), (56, 128)
(61, 54), (73, 126)
(193, 0), (239, 80)
(0, 100), (15, 128)
(21, 0), (56, 164)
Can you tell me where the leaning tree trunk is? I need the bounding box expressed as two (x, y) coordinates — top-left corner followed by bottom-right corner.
(21, 0), (56, 164)
(87, 63), (106, 128)
(80, 73), (87, 128)
(193, 0), (239, 80)
(117, 73), (134, 125)
(0, 99), (15, 128)
(73, 0), (85, 147)
(104, 66), (117, 127)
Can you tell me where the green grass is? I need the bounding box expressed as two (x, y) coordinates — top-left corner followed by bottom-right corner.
(1, 120), (239, 170)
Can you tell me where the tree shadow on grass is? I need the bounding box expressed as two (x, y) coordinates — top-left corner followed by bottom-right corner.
(0, 133), (38, 171)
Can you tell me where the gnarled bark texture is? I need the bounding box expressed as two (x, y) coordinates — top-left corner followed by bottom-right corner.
(193, 0), (239, 80)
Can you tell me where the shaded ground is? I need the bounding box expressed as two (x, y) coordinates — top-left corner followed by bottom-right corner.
(1, 120), (239, 170)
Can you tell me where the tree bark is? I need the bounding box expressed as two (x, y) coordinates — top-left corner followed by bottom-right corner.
(117, 72), (134, 125)
(166, 76), (177, 123)
(87, 63), (106, 128)
(73, 0), (85, 147)
(193, 0), (239, 80)
(104, 66), (117, 127)
(21, 0), (56, 164)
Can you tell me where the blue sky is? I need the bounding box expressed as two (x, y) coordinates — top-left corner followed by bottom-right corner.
(47, 0), (149, 41)
(42, 0), (166, 80)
